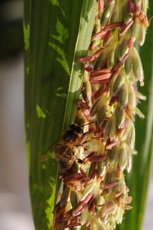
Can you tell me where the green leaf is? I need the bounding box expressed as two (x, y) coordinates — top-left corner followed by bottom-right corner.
(24, 0), (97, 229)
(117, 1), (153, 230)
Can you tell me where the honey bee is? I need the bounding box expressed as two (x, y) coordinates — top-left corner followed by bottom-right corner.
(55, 124), (87, 174)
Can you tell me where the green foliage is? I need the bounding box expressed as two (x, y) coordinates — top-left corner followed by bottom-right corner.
(24, 0), (97, 229)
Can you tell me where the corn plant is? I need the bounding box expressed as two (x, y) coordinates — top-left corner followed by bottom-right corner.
(24, 0), (153, 229)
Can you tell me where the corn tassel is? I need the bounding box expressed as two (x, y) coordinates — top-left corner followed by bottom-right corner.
(53, 0), (149, 229)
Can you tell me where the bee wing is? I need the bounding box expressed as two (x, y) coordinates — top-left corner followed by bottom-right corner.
(40, 153), (50, 162)
(40, 142), (57, 162)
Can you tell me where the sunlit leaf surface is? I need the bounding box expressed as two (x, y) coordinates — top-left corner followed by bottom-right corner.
(24, 0), (97, 229)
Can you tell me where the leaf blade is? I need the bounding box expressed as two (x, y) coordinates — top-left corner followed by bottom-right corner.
(24, 1), (97, 229)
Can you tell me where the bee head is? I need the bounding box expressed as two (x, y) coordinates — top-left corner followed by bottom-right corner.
(63, 130), (78, 142)
(70, 124), (83, 134)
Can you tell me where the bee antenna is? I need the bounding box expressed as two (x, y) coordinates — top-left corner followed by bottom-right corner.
(81, 121), (94, 127)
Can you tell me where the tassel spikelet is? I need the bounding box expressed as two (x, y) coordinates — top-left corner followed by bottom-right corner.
(53, 0), (149, 229)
